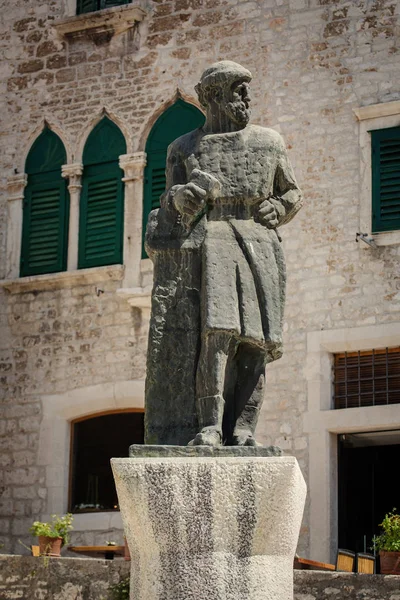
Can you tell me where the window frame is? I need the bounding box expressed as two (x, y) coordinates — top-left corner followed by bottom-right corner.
(79, 117), (127, 270)
(20, 129), (69, 277)
(370, 125), (400, 234)
(68, 408), (144, 514)
(354, 101), (400, 247)
(304, 323), (400, 564)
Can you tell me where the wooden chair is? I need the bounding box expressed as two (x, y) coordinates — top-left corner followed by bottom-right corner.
(356, 553), (375, 574)
(336, 549), (356, 572)
(294, 556), (335, 571)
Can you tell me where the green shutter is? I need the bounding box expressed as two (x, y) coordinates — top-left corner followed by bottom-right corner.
(79, 117), (126, 268)
(144, 159), (166, 213)
(142, 99), (205, 257)
(371, 126), (400, 233)
(102, 0), (129, 7)
(77, 0), (98, 14)
(21, 128), (68, 277)
(21, 177), (69, 276)
(77, 0), (129, 13)
(78, 166), (124, 269)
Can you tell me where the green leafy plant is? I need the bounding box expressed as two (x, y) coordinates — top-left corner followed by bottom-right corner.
(372, 509), (400, 552)
(29, 513), (74, 546)
(110, 577), (130, 600)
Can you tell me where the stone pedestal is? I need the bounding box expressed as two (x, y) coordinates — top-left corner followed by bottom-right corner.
(111, 448), (306, 600)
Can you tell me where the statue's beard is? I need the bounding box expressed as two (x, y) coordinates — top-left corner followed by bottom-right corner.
(225, 100), (250, 127)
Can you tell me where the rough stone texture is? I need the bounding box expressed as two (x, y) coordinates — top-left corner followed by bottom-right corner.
(0, 0), (399, 556)
(0, 277), (149, 553)
(294, 571), (400, 599)
(0, 554), (130, 600)
(1, 556), (400, 600)
(129, 444), (282, 457)
(112, 456), (306, 600)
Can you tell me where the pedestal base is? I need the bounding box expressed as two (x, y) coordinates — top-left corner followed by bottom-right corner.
(111, 450), (306, 600)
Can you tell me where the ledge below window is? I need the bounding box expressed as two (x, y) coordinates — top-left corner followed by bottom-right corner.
(116, 286), (151, 309)
(0, 264), (124, 294)
(53, 4), (147, 42)
(370, 230), (400, 247)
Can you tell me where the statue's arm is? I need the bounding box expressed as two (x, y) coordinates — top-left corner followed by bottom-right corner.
(269, 145), (303, 226)
(161, 138), (220, 229)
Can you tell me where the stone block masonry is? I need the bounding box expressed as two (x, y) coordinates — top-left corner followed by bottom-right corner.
(0, 556), (400, 600)
(0, 0), (400, 559)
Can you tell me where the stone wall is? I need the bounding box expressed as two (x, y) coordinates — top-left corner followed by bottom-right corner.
(0, 0), (400, 557)
(1, 556), (400, 600)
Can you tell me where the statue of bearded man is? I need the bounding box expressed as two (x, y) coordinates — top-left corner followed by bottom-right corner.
(145, 61), (302, 448)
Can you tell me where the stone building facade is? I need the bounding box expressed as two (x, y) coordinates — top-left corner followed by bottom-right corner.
(0, 0), (399, 563)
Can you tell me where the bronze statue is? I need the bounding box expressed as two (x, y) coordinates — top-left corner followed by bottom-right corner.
(145, 61), (302, 447)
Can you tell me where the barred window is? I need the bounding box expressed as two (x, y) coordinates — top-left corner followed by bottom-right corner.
(333, 347), (400, 409)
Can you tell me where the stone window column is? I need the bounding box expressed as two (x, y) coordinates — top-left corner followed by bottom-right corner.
(119, 152), (147, 288)
(6, 174), (27, 279)
(62, 163), (83, 271)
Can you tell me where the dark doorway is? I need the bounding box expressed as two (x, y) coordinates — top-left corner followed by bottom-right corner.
(338, 430), (400, 555)
(70, 411), (144, 513)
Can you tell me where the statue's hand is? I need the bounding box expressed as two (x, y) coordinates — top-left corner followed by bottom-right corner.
(259, 198), (279, 229)
(172, 182), (207, 219)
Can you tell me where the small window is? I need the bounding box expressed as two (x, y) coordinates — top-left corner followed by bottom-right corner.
(143, 99), (205, 257)
(70, 411), (144, 512)
(79, 117), (126, 269)
(76, 0), (130, 15)
(371, 126), (400, 233)
(21, 128), (69, 277)
(333, 347), (400, 409)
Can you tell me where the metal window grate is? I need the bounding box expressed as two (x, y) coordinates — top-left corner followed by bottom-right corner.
(333, 347), (400, 409)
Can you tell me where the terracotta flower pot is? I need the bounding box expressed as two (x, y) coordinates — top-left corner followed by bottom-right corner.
(124, 537), (131, 561)
(38, 536), (62, 557)
(380, 550), (400, 575)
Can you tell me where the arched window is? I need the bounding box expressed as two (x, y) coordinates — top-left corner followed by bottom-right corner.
(79, 117), (127, 269)
(21, 127), (68, 277)
(143, 99), (205, 256)
(77, 0), (129, 15)
(70, 410), (144, 513)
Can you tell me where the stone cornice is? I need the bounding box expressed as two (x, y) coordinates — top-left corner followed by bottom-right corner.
(53, 4), (147, 41)
(0, 264), (124, 294)
(7, 174), (27, 201)
(116, 286), (151, 308)
(119, 152), (147, 182)
(353, 100), (400, 121)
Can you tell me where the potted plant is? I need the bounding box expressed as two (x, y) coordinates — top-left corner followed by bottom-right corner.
(372, 509), (400, 574)
(29, 513), (73, 557)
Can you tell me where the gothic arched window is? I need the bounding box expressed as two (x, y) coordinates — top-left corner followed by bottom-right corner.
(79, 117), (127, 269)
(21, 128), (68, 277)
(143, 99), (205, 256)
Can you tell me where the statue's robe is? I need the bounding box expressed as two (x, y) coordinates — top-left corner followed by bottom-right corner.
(144, 125), (302, 445)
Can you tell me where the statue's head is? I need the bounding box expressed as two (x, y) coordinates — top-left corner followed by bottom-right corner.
(195, 61), (252, 129)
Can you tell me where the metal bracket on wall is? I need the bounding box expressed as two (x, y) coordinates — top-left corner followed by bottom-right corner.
(355, 232), (377, 248)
